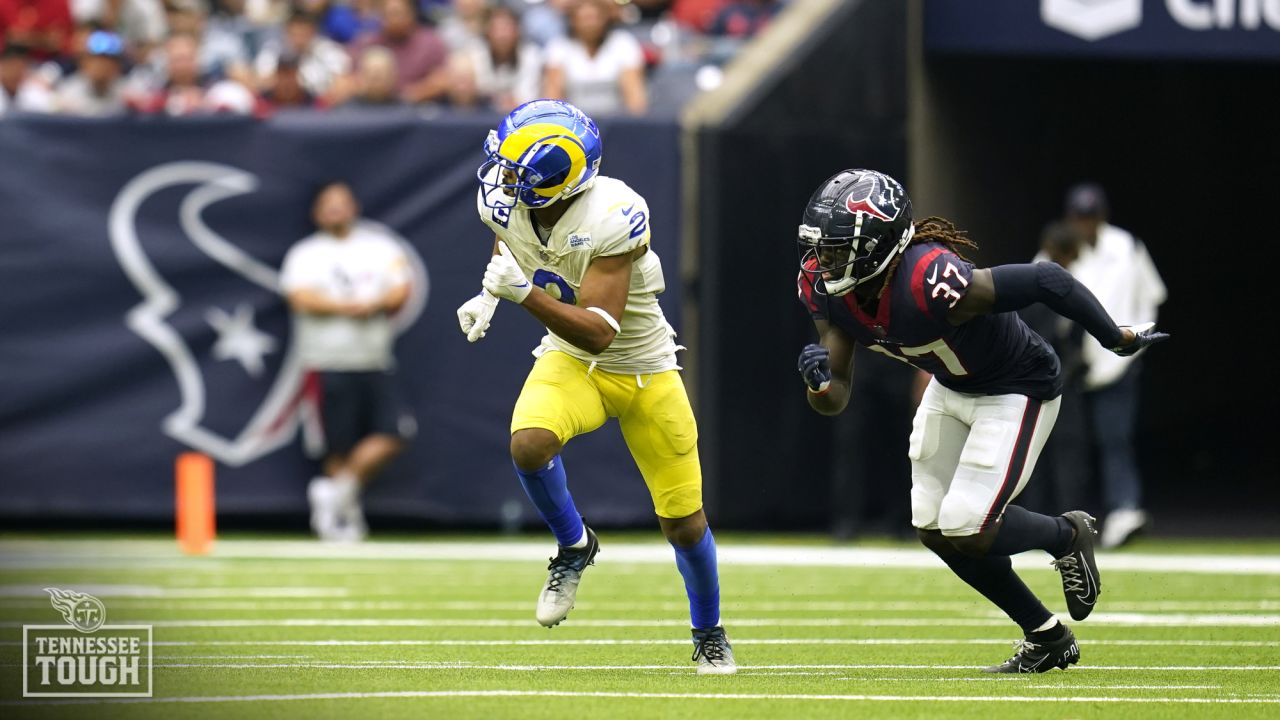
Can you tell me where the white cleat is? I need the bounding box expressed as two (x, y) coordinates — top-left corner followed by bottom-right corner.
(535, 526), (599, 628)
(692, 626), (737, 675)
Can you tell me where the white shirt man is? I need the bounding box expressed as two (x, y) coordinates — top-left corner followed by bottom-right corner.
(281, 182), (413, 543)
(280, 221), (409, 371)
(1069, 223), (1166, 391)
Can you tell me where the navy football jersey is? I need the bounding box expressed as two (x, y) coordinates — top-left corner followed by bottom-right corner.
(798, 242), (1063, 401)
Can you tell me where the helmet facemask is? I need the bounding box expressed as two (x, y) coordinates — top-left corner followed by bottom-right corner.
(798, 222), (915, 297)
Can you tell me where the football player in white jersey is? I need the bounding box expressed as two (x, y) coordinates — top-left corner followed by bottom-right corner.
(455, 100), (734, 674)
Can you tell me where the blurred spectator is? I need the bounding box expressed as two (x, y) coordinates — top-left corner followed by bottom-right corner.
(631, 0), (673, 21)
(259, 49), (317, 108)
(459, 4), (538, 112)
(348, 0), (447, 104)
(70, 0), (167, 57)
(252, 8), (351, 103)
(134, 31), (253, 114)
(508, 0), (567, 46)
(1061, 182), (1166, 549)
(0, 41), (55, 113)
(296, 0), (378, 44)
(543, 0), (645, 116)
(707, 0), (778, 37)
(207, 0), (259, 64)
(54, 28), (129, 114)
(671, 0), (724, 34)
(437, 0), (485, 51)
(1020, 222), (1091, 518)
(242, 0), (288, 30)
(163, 0), (249, 79)
(340, 43), (398, 106)
(281, 181), (415, 542)
(0, 0), (74, 59)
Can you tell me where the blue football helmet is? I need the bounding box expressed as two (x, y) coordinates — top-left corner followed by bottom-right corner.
(477, 100), (603, 210)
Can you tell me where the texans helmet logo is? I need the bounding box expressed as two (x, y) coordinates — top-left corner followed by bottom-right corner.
(844, 172), (902, 222)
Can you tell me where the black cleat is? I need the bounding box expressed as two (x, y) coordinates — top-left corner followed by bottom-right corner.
(691, 626), (737, 675)
(1053, 511), (1101, 621)
(984, 625), (1080, 673)
(535, 525), (600, 628)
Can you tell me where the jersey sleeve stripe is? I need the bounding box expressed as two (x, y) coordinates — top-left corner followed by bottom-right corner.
(910, 247), (948, 317)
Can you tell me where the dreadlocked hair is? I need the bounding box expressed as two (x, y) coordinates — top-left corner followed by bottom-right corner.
(911, 216), (980, 260)
(874, 216), (979, 300)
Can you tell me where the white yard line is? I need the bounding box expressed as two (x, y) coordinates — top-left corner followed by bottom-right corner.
(3, 539), (1279, 575)
(6, 613), (1274, 628)
(0, 584), (349, 598)
(4, 599), (1276, 612)
(1026, 685), (1222, 690)
(5, 689), (1279, 706)
(137, 662), (1280, 672)
(109, 638), (1280, 648)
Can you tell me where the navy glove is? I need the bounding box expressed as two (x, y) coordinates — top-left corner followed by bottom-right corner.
(1110, 322), (1170, 358)
(798, 343), (832, 393)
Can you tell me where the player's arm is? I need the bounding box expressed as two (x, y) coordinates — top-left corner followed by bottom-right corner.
(800, 319), (857, 416)
(518, 249), (635, 355)
(947, 263), (1167, 355)
(456, 236), (502, 342)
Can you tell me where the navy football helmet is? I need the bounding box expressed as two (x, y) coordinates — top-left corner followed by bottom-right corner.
(798, 169), (914, 296)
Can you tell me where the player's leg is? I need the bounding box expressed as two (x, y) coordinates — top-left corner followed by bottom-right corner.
(618, 370), (734, 675)
(911, 382), (1051, 631)
(510, 351), (608, 627)
(939, 394), (1069, 559)
(939, 393), (1101, 621)
(910, 381), (1073, 672)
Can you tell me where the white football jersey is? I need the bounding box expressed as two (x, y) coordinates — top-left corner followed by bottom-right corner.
(477, 174), (679, 374)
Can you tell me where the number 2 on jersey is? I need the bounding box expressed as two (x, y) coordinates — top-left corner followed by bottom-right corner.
(532, 269), (576, 304)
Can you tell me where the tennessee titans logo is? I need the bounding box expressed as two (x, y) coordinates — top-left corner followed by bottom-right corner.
(45, 588), (106, 633)
(844, 172), (902, 222)
(108, 162), (428, 466)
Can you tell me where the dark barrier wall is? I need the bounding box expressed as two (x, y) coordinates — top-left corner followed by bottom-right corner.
(0, 111), (682, 526)
(695, 0), (909, 528)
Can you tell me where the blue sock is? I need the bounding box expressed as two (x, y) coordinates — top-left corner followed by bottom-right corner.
(671, 527), (721, 630)
(515, 455), (584, 547)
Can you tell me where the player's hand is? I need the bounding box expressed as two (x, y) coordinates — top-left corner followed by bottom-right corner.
(1110, 321), (1170, 357)
(482, 241), (532, 303)
(797, 343), (832, 393)
(456, 290), (499, 342)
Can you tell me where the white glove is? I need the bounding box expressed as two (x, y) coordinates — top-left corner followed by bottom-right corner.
(456, 289), (499, 342)
(482, 241), (532, 304)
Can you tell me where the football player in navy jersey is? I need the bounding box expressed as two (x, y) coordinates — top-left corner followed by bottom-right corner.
(794, 169), (1168, 673)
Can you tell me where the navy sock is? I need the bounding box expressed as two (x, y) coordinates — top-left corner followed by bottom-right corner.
(514, 455), (584, 547)
(671, 527), (720, 630)
(989, 505), (1074, 557)
(935, 549), (1053, 633)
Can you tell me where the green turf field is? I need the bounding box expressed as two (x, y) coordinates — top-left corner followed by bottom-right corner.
(2, 533), (1278, 719)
